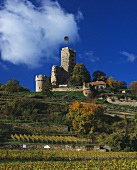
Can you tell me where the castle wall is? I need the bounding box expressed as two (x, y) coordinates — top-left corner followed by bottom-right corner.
(35, 75), (47, 92)
(51, 65), (68, 86)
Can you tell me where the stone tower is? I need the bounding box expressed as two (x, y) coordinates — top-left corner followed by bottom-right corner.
(35, 75), (47, 92)
(61, 47), (76, 77)
(51, 47), (76, 86)
(83, 82), (93, 99)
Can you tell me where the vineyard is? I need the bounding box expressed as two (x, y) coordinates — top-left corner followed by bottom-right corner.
(11, 134), (90, 144)
(1, 160), (137, 170)
(0, 150), (137, 169)
(1, 91), (137, 153)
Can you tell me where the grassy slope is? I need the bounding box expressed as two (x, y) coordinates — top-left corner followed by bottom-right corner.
(0, 91), (88, 146)
(1, 90), (137, 147)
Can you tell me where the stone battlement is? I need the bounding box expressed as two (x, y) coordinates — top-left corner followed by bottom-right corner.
(35, 74), (47, 92)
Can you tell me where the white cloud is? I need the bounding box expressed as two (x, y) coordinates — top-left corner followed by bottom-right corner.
(120, 51), (137, 62)
(79, 51), (99, 62)
(0, 0), (81, 68)
(0, 62), (8, 70)
(75, 10), (84, 22)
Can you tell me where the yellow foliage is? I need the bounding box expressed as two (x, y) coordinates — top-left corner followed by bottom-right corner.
(68, 100), (106, 134)
(130, 81), (137, 94)
(106, 76), (115, 87)
(70, 101), (82, 111)
(70, 100), (104, 115)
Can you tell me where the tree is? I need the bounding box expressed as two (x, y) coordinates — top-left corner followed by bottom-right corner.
(116, 81), (127, 90)
(0, 123), (9, 144)
(7, 78), (19, 86)
(42, 76), (53, 96)
(68, 64), (91, 86)
(5, 78), (29, 92)
(130, 81), (137, 94)
(106, 76), (127, 92)
(92, 70), (106, 81)
(67, 101), (105, 136)
(5, 78), (20, 92)
(106, 76), (115, 89)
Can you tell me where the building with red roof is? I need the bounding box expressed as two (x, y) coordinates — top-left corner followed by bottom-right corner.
(90, 81), (106, 90)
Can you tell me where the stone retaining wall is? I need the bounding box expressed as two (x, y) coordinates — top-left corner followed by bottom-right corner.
(52, 87), (83, 92)
(107, 96), (137, 106)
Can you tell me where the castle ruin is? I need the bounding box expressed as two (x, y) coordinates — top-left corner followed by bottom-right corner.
(35, 47), (93, 97)
(51, 47), (76, 86)
(35, 47), (76, 92)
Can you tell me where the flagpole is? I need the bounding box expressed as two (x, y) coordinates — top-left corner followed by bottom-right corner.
(64, 36), (69, 48)
(68, 38), (69, 48)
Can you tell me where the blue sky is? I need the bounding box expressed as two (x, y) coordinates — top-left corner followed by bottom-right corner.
(0, 0), (137, 91)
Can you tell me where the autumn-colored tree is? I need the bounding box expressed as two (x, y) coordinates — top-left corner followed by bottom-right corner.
(116, 81), (127, 89)
(67, 101), (105, 135)
(130, 81), (137, 94)
(68, 64), (91, 86)
(106, 76), (115, 88)
(107, 76), (127, 91)
(1, 104), (14, 115)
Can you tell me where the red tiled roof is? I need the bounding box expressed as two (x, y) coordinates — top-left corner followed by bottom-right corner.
(90, 81), (106, 86)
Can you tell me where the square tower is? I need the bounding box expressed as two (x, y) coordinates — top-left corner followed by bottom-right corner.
(61, 47), (76, 76)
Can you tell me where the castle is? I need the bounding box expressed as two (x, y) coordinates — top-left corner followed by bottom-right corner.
(51, 47), (76, 86)
(35, 75), (47, 92)
(35, 47), (76, 92)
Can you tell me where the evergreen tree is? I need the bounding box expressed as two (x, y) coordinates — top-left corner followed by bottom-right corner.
(92, 70), (106, 81)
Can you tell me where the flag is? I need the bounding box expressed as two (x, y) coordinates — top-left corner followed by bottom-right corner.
(64, 36), (69, 41)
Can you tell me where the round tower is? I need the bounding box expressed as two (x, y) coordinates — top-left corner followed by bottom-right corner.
(35, 75), (47, 92)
